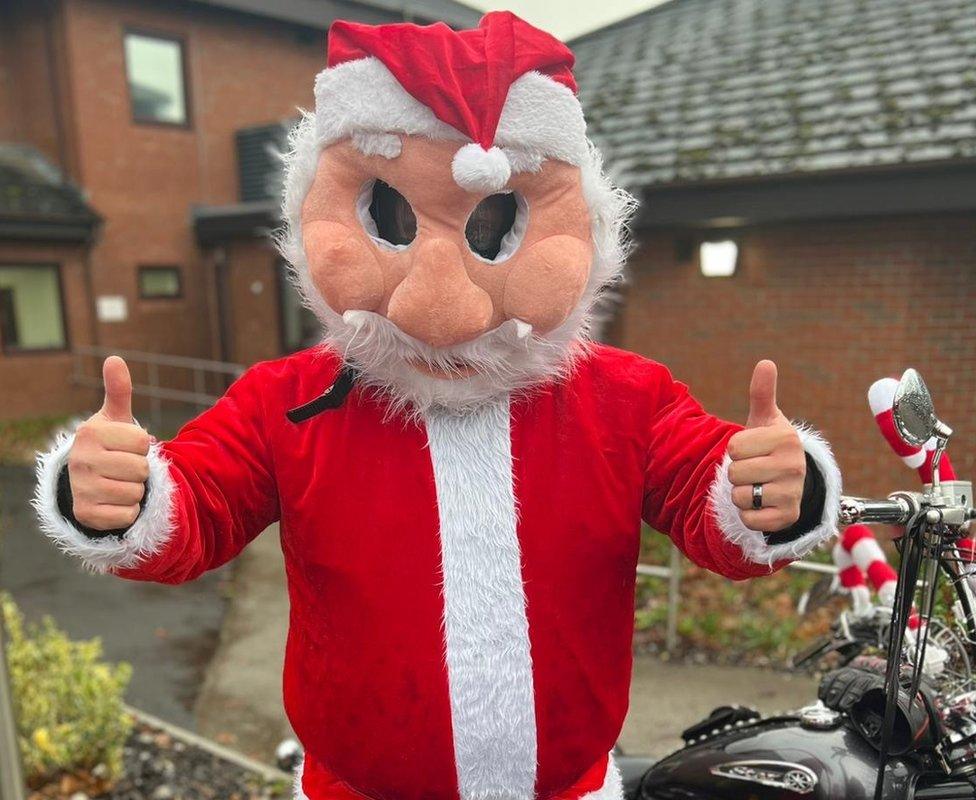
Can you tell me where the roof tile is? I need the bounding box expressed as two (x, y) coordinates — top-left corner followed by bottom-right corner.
(572, 0), (976, 187)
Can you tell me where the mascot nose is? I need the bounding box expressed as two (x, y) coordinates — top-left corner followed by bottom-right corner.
(387, 238), (493, 347)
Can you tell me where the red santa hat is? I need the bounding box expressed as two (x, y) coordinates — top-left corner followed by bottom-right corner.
(312, 12), (589, 193)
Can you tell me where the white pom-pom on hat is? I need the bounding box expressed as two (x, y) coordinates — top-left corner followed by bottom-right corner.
(452, 143), (511, 193)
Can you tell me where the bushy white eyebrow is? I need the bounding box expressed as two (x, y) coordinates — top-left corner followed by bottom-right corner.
(351, 131), (403, 159)
(502, 147), (543, 174)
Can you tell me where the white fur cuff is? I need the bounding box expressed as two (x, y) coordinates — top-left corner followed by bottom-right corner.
(33, 431), (177, 574)
(709, 423), (842, 565)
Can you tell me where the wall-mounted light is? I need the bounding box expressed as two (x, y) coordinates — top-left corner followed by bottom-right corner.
(699, 240), (738, 277)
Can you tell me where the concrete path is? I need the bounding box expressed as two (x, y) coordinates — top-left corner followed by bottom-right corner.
(622, 658), (817, 758)
(193, 526), (294, 759)
(0, 465), (227, 729)
(193, 527), (819, 763)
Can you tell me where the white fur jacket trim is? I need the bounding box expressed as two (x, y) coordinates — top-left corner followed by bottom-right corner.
(709, 422), (842, 565)
(33, 430), (176, 573)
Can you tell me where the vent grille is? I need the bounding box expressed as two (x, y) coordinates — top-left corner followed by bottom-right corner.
(236, 120), (294, 202)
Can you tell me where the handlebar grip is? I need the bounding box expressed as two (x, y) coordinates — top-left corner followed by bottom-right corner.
(840, 495), (915, 526)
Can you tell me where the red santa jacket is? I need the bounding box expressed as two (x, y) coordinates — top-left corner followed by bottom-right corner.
(35, 343), (839, 800)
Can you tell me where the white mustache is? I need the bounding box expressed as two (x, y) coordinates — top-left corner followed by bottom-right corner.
(324, 306), (581, 417)
(341, 310), (534, 345)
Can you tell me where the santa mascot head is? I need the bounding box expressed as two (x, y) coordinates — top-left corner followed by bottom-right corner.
(278, 11), (635, 414)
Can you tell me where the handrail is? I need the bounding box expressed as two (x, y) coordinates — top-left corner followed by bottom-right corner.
(71, 345), (246, 430)
(72, 344), (244, 376)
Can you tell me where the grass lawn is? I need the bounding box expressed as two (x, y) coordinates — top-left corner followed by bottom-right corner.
(0, 416), (70, 466)
(636, 527), (845, 666)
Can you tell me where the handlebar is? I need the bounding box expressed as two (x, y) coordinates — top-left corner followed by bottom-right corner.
(840, 494), (918, 526)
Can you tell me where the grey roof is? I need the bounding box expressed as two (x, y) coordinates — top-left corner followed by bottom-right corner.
(0, 144), (97, 221)
(188, 0), (482, 30)
(571, 0), (976, 189)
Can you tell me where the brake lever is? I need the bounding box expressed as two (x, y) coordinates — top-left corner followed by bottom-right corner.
(792, 636), (846, 669)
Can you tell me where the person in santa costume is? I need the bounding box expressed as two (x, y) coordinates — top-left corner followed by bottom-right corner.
(34, 12), (842, 800)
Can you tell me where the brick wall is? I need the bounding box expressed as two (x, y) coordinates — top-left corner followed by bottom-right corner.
(616, 213), (976, 498)
(59, 0), (327, 360)
(0, 1), (66, 168)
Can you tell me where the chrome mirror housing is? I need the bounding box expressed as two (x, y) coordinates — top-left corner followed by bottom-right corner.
(893, 368), (954, 491)
(892, 368), (937, 447)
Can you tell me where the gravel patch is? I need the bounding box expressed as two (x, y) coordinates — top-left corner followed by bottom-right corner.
(28, 721), (292, 800)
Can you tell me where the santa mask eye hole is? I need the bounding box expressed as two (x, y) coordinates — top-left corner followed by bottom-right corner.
(358, 179), (417, 250)
(465, 192), (526, 263)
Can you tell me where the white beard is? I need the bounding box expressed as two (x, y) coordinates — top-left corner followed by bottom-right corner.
(319, 307), (591, 418)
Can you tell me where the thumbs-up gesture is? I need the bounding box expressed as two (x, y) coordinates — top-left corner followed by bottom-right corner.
(726, 360), (806, 532)
(67, 356), (151, 530)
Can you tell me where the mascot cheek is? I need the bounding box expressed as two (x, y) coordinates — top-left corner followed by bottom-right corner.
(303, 221), (385, 313)
(502, 236), (592, 333)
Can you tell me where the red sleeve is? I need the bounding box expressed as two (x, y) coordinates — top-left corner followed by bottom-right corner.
(640, 368), (777, 581)
(115, 365), (280, 584)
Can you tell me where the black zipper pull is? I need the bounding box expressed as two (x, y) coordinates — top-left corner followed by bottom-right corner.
(286, 366), (358, 423)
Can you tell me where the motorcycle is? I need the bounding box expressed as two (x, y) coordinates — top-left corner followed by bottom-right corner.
(617, 368), (976, 799)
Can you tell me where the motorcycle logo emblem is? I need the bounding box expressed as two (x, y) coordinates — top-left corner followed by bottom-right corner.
(710, 760), (818, 794)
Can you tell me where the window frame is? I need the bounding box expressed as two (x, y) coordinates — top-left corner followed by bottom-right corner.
(0, 261), (70, 356)
(122, 27), (193, 129)
(138, 265), (184, 300)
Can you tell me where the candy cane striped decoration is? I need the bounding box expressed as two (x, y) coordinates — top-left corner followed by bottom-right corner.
(834, 524), (926, 640)
(868, 377), (974, 560)
(867, 377), (957, 483)
(841, 524), (898, 608)
(831, 523), (945, 676)
(832, 539), (872, 615)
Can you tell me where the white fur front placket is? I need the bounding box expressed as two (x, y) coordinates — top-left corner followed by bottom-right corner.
(424, 396), (537, 800)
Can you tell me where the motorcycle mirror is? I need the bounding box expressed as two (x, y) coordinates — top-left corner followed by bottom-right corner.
(892, 368), (938, 448)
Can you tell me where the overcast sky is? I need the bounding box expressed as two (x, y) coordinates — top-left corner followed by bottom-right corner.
(461, 0), (670, 40)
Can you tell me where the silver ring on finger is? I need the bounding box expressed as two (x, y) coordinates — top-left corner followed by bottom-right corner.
(752, 483), (764, 510)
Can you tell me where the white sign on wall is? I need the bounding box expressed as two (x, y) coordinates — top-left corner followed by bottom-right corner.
(96, 295), (128, 323)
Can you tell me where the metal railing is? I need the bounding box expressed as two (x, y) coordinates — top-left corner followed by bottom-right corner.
(639, 549), (838, 653)
(71, 345), (245, 431)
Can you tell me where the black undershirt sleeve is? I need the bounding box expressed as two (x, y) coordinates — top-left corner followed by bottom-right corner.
(764, 451), (826, 545)
(56, 465), (145, 540)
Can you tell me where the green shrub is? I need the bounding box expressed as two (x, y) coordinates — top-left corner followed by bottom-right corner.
(0, 416), (69, 465)
(1, 594), (133, 783)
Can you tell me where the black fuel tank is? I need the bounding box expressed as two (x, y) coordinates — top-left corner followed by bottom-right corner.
(641, 717), (917, 799)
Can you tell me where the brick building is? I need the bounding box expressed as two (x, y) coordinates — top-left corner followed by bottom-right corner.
(2, 0), (975, 499)
(0, 0), (479, 419)
(571, 0), (976, 496)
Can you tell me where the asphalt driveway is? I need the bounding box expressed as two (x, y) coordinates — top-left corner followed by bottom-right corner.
(0, 464), (227, 729)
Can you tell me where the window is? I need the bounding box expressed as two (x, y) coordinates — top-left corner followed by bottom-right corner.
(124, 31), (189, 126)
(139, 266), (182, 299)
(0, 265), (67, 352)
